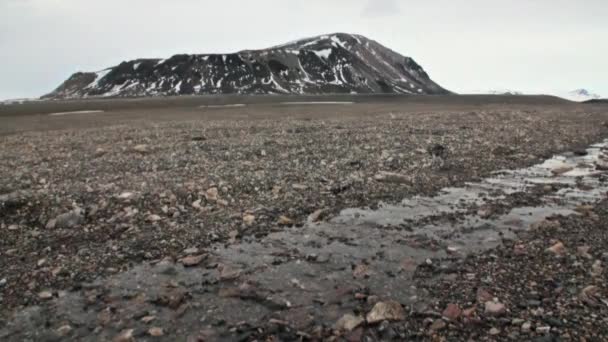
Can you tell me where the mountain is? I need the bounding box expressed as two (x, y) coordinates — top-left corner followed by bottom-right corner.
(43, 33), (450, 99)
(558, 89), (602, 102)
(485, 88), (523, 95)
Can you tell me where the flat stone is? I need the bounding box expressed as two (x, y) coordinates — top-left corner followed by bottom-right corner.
(366, 301), (405, 324)
(334, 314), (365, 332)
(180, 255), (205, 267)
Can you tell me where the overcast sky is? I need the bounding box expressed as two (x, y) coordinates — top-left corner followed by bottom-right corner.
(1, 0), (606, 100)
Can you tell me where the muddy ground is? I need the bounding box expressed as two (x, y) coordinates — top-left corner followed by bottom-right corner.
(1, 96), (608, 341)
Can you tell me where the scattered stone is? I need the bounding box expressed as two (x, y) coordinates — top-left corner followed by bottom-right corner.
(133, 144), (149, 154)
(118, 192), (135, 200)
(141, 315), (156, 323)
(183, 247), (199, 255)
(366, 301), (405, 324)
(536, 326), (551, 334)
(442, 303), (462, 321)
(0, 278), (6, 287)
(243, 214), (255, 225)
(484, 301), (506, 316)
(374, 171), (411, 184)
(308, 209), (327, 223)
(522, 322), (532, 333)
(489, 327), (500, 335)
(352, 264), (372, 279)
(429, 319), (446, 331)
(113, 329), (135, 342)
(462, 307), (476, 318)
(577, 245), (592, 259)
(192, 199), (202, 209)
(180, 255), (205, 267)
(147, 214), (162, 222)
(579, 286), (601, 306)
(277, 215), (294, 226)
(205, 188), (218, 202)
(50, 209), (84, 229)
(148, 327), (164, 337)
(546, 241), (566, 256)
(334, 314), (364, 332)
(94, 147), (106, 157)
(292, 184), (308, 190)
(56, 324), (72, 336)
(591, 260), (603, 277)
(476, 288), (493, 303)
(551, 166), (574, 175)
(38, 291), (53, 300)
(218, 264), (242, 281)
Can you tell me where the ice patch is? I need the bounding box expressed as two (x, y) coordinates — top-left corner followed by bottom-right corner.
(280, 101), (354, 105)
(49, 110), (105, 116)
(199, 104), (246, 108)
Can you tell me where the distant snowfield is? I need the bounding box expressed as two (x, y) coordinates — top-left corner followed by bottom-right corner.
(48, 110), (105, 116)
(199, 104), (246, 108)
(280, 101), (355, 105)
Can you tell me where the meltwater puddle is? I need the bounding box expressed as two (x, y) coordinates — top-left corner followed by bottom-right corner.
(4, 140), (608, 341)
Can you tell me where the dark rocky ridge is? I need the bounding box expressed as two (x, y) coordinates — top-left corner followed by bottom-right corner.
(43, 33), (450, 99)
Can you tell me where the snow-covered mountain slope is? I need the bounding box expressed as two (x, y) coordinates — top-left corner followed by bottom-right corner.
(43, 33), (450, 99)
(557, 89), (602, 102)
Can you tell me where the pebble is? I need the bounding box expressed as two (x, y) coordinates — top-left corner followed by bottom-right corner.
(522, 322), (532, 333)
(536, 326), (551, 334)
(141, 315), (156, 323)
(442, 303), (462, 321)
(591, 260), (603, 277)
(374, 171), (411, 184)
(366, 301), (406, 323)
(50, 209), (84, 229)
(546, 241), (566, 256)
(484, 301), (506, 316)
(183, 247), (199, 255)
(180, 254), (205, 267)
(148, 327), (164, 337)
(205, 188), (218, 201)
(133, 144), (149, 154)
(56, 325), (72, 336)
(243, 214), (255, 225)
(38, 291), (53, 300)
(429, 319), (446, 331)
(277, 215), (294, 226)
(489, 327), (500, 335)
(147, 214), (162, 222)
(334, 314), (364, 332)
(113, 329), (135, 342)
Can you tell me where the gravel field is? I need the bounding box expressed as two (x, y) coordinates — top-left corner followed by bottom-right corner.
(1, 96), (607, 341)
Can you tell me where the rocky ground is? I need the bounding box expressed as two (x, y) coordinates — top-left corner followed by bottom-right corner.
(1, 100), (608, 341)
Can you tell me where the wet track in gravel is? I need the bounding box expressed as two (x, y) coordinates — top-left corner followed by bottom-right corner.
(3, 138), (608, 341)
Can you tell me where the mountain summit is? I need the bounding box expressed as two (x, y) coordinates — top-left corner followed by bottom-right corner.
(43, 33), (450, 99)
